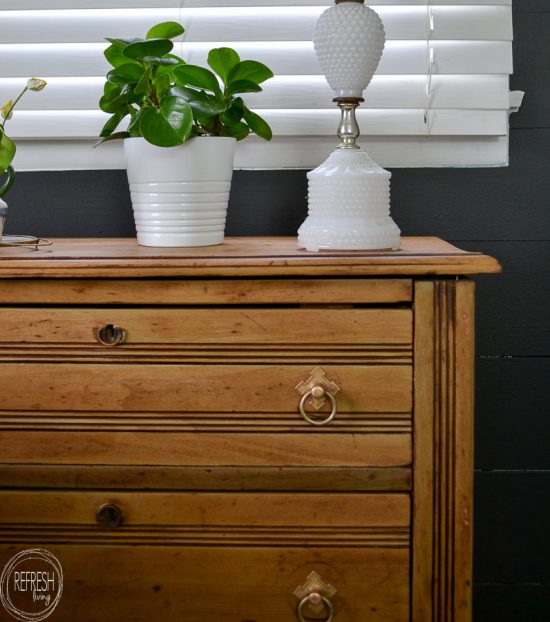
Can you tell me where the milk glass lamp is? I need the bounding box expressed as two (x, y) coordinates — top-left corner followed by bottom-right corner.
(298, 0), (401, 251)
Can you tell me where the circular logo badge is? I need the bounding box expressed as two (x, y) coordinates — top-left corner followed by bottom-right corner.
(0, 549), (63, 621)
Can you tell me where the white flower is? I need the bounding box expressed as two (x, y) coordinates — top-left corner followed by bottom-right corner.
(27, 78), (47, 92)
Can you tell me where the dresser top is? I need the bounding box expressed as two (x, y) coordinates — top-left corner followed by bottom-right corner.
(0, 237), (501, 278)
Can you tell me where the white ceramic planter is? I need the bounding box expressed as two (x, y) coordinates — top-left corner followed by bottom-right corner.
(124, 136), (236, 247)
(0, 198), (7, 241)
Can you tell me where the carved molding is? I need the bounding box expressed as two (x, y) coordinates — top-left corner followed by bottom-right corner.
(413, 279), (474, 622)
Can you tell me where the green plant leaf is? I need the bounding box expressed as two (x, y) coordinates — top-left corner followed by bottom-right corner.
(103, 80), (121, 96)
(195, 112), (215, 131)
(100, 111), (126, 137)
(207, 48), (240, 86)
(226, 80), (262, 97)
(123, 38), (173, 61)
(243, 108), (272, 141)
(221, 121), (249, 141)
(127, 110), (143, 136)
(166, 53), (186, 65)
(228, 60), (274, 86)
(134, 66), (152, 96)
(146, 21), (185, 40)
(173, 65), (221, 96)
(0, 165), (15, 198)
(107, 63), (143, 84)
(99, 84), (136, 113)
(140, 97), (193, 147)
(99, 91), (120, 113)
(99, 85), (123, 113)
(104, 44), (137, 67)
(169, 87), (227, 117)
(0, 130), (16, 173)
(157, 55), (185, 78)
(94, 131), (131, 147)
(106, 37), (142, 48)
(155, 73), (172, 102)
(142, 56), (179, 66)
(221, 97), (244, 126)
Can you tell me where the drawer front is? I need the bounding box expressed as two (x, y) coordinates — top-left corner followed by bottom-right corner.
(0, 307), (412, 357)
(0, 491), (410, 621)
(0, 363), (411, 413)
(0, 362), (411, 467)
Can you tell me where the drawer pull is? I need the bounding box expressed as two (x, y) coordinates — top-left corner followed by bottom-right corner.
(295, 367), (340, 426)
(297, 593), (334, 622)
(96, 503), (124, 529)
(294, 571), (336, 621)
(300, 387), (337, 426)
(95, 324), (126, 346)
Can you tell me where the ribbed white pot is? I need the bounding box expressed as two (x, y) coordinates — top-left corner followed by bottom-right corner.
(0, 198), (7, 241)
(124, 136), (236, 247)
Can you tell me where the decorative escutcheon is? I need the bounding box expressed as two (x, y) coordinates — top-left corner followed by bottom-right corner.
(294, 571), (336, 621)
(95, 324), (126, 346)
(295, 367), (340, 426)
(96, 503), (124, 529)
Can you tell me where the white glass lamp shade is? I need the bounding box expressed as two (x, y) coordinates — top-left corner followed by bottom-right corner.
(313, 2), (386, 99)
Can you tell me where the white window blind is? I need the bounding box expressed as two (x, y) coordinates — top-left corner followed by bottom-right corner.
(0, 0), (520, 170)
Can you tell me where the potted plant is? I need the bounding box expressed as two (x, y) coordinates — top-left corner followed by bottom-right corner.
(98, 21), (273, 247)
(0, 78), (47, 239)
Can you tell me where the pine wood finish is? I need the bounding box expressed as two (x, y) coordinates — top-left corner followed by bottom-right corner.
(0, 238), (500, 622)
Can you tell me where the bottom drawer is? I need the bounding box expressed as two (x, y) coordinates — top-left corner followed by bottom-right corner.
(0, 492), (410, 622)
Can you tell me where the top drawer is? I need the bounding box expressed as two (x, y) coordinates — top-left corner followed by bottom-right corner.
(0, 307), (412, 360)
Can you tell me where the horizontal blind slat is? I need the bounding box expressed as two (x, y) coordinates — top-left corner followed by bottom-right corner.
(0, 7), (513, 43)
(7, 109), (508, 138)
(12, 136), (509, 170)
(0, 75), (510, 111)
(1, 1), (513, 9)
(0, 41), (513, 78)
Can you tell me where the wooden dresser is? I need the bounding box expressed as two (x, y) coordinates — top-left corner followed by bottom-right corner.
(0, 237), (500, 622)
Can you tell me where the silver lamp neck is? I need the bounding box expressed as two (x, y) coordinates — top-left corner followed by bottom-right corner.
(335, 97), (363, 149)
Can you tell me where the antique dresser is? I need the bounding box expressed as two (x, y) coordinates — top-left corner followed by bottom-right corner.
(0, 237), (500, 621)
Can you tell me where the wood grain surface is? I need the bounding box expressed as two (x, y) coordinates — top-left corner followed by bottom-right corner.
(0, 544), (410, 622)
(0, 237), (501, 277)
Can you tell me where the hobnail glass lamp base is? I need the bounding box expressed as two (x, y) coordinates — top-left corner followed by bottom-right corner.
(298, 148), (401, 253)
(297, 217), (401, 253)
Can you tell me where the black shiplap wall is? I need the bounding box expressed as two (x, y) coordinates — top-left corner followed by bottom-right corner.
(3, 2), (549, 620)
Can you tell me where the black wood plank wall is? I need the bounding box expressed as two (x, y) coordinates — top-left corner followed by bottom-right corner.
(3, 2), (549, 620)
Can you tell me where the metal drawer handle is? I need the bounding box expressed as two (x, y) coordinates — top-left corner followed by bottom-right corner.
(295, 367), (340, 426)
(95, 324), (126, 346)
(294, 571), (336, 621)
(297, 593), (334, 622)
(96, 503), (124, 529)
(300, 385), (337, 426)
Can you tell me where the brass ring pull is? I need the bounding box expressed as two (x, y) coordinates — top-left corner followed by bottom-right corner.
(297, 593), (334, 622)
(96, 324), (126, 346)
(299, 385), (337, 426)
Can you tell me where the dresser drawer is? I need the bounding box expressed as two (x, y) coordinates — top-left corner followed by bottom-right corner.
(0, 491), (410, 621)
(0, 307), (412, 358)
(0, 362), (411, 467)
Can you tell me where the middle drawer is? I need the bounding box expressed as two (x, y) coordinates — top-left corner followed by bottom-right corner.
(0, 362), (411, 467)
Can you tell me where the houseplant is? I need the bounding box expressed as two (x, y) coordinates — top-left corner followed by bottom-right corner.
(0, 78), (47, 239)
(98, 21), (273, 247)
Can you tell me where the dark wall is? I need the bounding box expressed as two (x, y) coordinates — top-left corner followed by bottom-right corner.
(3, 3), (549, 620)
